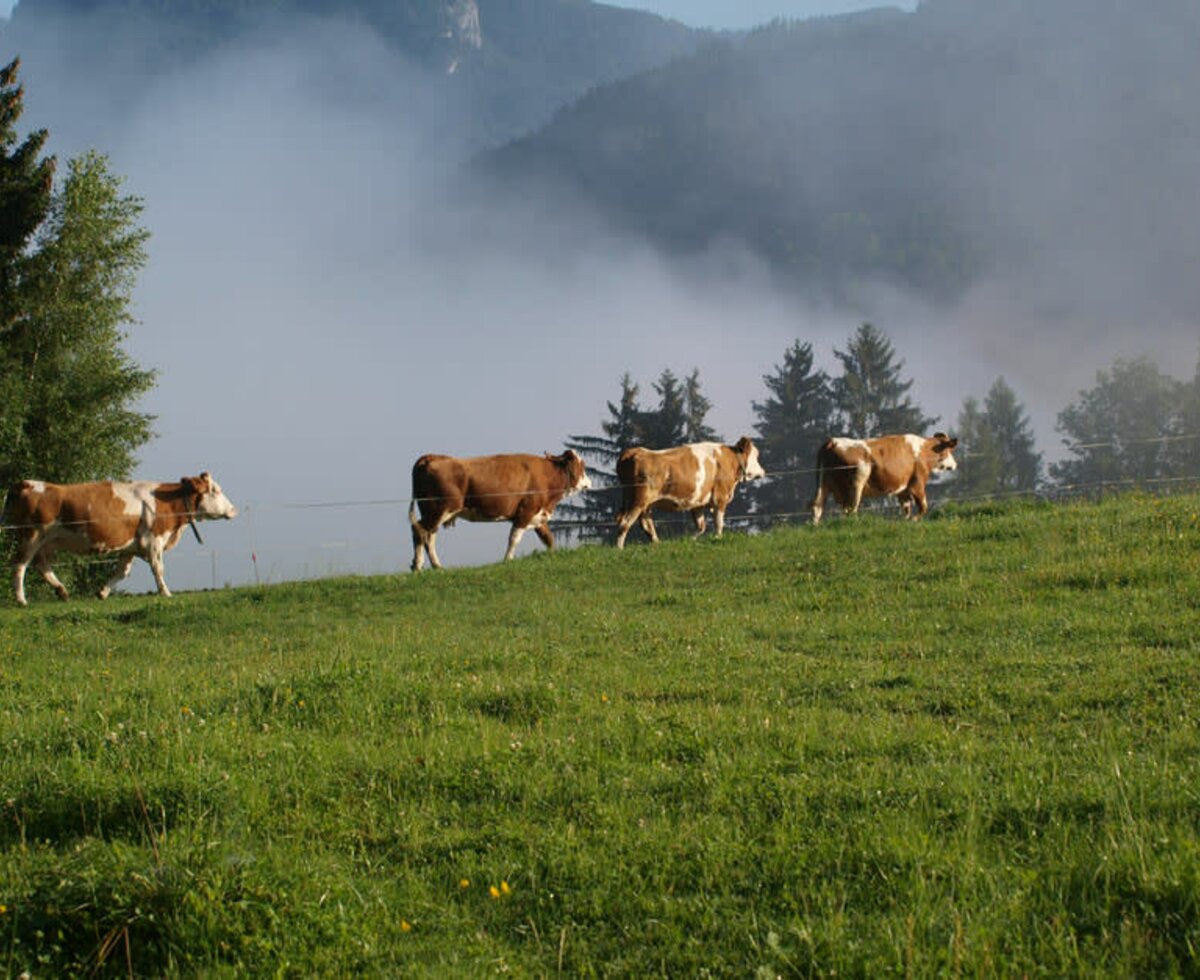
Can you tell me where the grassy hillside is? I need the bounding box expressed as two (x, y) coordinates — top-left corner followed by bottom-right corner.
(2, 493), (1200, 974)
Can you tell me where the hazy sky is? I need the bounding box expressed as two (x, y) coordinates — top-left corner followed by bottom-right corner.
(607, 0), (916, 29)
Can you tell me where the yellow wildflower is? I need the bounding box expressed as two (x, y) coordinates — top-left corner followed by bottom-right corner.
(400, 920), (412, 933)
(489, 885), (501, 899)
(500, 880), (511, 895)
(459, 878), (470, 889)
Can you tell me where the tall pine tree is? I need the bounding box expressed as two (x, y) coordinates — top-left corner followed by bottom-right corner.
(747, 339), (834, 522)
(832, 322), (936, 436)
(562, 373), (642, 540)
(562, 368), (719, 540)
(950, 378), (1041, 499)
(683, 368), (718, 443)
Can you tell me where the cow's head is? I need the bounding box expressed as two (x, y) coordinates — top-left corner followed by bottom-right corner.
(548, 450), (592, 495)
(929, 433), (959, 473)
(184, 472), (239, 520)
(733, 437), (767, 481)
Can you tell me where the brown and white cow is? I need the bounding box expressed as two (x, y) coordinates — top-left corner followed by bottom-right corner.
(4, 472), (239, 606)
(810, 433), (958, 525)
(614, 437), (766, 549)
(409, 450), (591, 571)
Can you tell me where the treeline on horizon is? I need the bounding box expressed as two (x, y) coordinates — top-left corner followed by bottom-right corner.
(561, 323), (1200, 535)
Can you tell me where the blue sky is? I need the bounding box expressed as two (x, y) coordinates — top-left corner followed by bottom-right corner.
(607, 0), (917, 30)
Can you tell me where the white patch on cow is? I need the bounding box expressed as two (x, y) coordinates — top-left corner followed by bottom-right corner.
(935, 451), (958, 473)
(527, 508), (553, 527)
(571, 468), (592, 495)
(28, 480), (46, 493)
(743, 443), (766, 480)
(832, 438), (870, 454)
(904, 434), (926, 458)
(688, 445), (714, 507)
(113, 482), (152, 518)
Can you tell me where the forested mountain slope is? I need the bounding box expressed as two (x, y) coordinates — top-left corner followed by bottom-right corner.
(485, 0), (1200, 303)
(1, 0), (703, 146)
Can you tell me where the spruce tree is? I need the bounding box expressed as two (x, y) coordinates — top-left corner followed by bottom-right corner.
(562, 373), (642, 540)
(683, 368), (719, 443)
(639, 368), (687, 448)
(950, 396), (1004, 499)
(748, 339), (834, 522)
(0, 59), (54, 331)
(0, 58), (56, 458)
(983, 377), (1041, 492)
(831, 322), (937, 436)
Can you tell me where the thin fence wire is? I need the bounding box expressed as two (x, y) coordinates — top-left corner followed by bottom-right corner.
(1, 432), (1198, 544)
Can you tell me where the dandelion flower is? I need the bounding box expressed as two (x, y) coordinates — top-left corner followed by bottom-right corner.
(489, 885), (501, 899)
(501, 880), (511, 895)
(459, 878), (470, 889)
(400, 920), (412, 933)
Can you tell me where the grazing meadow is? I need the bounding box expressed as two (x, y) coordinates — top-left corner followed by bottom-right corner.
(2, 493), (1199, 976)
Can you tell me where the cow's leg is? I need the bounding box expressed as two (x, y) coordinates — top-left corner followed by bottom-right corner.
(415, 513), (449, 571)
(12, 534), (46, 607)
(909, 484), (929, 519)
(639, 513), (660, 544)
(12, 561), (28, 607)
(614, 507), (641, 549)
(691, 509), (707, 537)
(410, 520), (427, 572)
(146, 545), (172, 597)
(424, 526), (444, 570)
(848, 469), (870, 515)
(33, 551), (70, 602)
(12, 546), (32, 608)
(534, 525), (555, 551)
(504, 524), (528, 561)
(98, 555), (136, 600)
(714, 506), (727, 538)
(811, 479), (827, 526)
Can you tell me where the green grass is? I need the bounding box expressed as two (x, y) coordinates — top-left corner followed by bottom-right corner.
(2, 493), (1200, 976)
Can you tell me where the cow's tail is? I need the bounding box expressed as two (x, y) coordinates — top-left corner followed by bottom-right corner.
(1, 481), (23, 528)
(810, 440), (834, 525)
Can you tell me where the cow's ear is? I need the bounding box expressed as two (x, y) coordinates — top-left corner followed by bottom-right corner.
(933, 432), (948, 442)
(734, 436), (752, 454)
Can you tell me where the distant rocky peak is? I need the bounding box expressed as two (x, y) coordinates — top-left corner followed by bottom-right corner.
(446, 0), (482, 51)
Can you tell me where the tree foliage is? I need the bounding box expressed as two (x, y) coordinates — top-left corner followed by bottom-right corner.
(0, 59), (156, 490)
(831, 322), (936, 437)
(1050, 357), (1186, 487)
(562, 368), (719, 540)
(747, 339), (834, 521)
(950, 377), (1041, 499)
